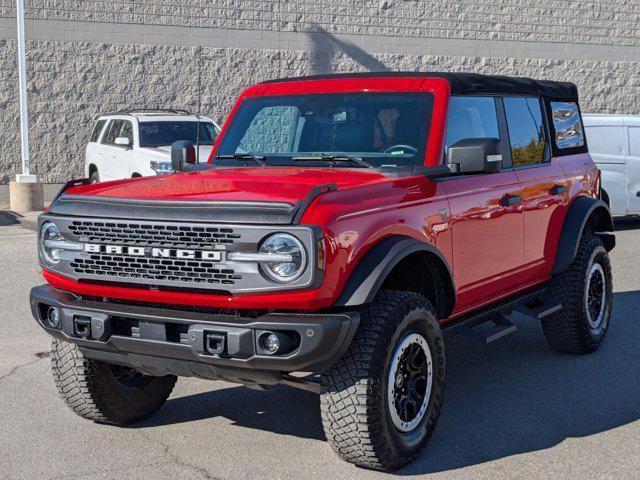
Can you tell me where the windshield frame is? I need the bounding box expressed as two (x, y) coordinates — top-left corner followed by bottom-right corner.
(209, 77), (451, 168)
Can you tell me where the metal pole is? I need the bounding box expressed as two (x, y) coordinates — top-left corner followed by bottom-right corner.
(16, 0), (32, 180)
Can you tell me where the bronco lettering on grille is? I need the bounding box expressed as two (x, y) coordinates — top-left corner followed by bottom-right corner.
(83, 244), (223, 261)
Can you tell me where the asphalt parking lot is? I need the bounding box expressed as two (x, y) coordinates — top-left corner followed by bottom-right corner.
(1, 211), (638, 480)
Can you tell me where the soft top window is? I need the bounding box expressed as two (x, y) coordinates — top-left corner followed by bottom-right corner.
(550, 101), (585, 149)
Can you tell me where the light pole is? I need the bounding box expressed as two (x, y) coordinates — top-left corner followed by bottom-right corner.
(10, 0), (43, 211)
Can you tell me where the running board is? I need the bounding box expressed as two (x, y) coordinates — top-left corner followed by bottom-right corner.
(459, 313), (517, 344)
(442, 286), (561, 343)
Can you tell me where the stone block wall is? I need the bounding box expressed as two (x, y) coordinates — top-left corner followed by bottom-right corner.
(1, 1), (639, 183)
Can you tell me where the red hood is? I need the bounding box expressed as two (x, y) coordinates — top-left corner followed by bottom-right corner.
(66, 167), (393, 204)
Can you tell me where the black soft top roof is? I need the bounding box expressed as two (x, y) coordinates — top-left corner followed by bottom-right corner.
(261, 72), (578, 101)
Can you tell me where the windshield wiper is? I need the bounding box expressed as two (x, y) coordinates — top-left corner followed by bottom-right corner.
(214, 153), (266, 166)
(292, 155), (373, 168)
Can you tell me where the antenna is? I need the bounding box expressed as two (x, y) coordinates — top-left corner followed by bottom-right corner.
(195, 46), (202, 164)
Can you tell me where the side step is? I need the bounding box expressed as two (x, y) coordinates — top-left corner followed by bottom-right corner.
(443, 286), (562, 344)
(460, 313), (517, 344)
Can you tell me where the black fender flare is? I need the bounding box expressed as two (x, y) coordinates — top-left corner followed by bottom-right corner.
(551, 196), (615, 275)
(334, 236), (456, 314)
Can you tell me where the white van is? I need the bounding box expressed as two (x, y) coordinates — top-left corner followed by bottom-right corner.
(583, 114), (640, 216)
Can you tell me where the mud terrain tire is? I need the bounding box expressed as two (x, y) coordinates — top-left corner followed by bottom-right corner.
(51, 339), (176, 425)
(320, 290), (445, 471)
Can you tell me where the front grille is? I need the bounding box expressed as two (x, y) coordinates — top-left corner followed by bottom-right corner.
(67, 220), (241, 249)
(70, 254), (241, 286)
(46, 215), (316, 294)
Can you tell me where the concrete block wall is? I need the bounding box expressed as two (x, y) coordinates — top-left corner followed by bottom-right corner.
(1, 1), (639, 183)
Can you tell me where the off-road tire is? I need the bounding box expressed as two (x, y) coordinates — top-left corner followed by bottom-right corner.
(542, 235), (613, 354)
(320, 290), (445, 471)
(90, 170), (100, 183)
(51, 339), (176, 425)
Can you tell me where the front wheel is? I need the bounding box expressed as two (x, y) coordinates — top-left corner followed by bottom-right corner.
(51, 339), (176, 425)
(542, 235), (613, 353)
(321, 291), (445, 471)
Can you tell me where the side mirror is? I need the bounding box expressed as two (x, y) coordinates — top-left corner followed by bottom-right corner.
(171, 140), (196, 172)
(447, 138), (502, 174)
(114, 137), (131, 147)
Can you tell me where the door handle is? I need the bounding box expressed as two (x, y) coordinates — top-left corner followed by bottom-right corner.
(500, 194), (522, 206)
(550, 185), (567, 195)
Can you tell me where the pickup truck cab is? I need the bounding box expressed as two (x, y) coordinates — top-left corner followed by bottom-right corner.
(32, 73), (614, 471)
(85, 109), (221, 182)
(583, 114), (640, 215)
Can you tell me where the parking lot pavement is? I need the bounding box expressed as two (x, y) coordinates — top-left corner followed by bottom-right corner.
(1, 211), (638, 480)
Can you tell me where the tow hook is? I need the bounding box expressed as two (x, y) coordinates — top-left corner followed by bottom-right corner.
(205, 332), (227, 355)
(73, 316), (92, 338)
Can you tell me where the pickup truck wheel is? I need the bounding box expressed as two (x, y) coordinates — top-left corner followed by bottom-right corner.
(90, 170), (100, 183)
(542, 235), (613, 353)
(51, 339), (176, 425)
(320, 290), (445, 471)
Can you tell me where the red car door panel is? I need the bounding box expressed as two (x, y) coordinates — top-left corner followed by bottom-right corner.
(442, 170), (523, 314)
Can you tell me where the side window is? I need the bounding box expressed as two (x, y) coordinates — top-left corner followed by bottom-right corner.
(90, 120), (106, 143)
(629, 127), (640, 157)
(120, 121), (134, 145)
(503, 97), (546, 167)
(445, 96), (499, 152)
(104, 120), (124, 145)
(550, 102), (585, 149)
(237, 106), (299, 153)
(585, 126), (624, 156)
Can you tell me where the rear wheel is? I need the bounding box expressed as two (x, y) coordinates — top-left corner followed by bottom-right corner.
(89, 170), (100, 183)
(321, 291), (445, 471)
(51, 339), (176, 425)
(542, 235), (613, 353)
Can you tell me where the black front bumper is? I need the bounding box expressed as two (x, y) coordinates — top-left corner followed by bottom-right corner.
(30, 285), (359, 387)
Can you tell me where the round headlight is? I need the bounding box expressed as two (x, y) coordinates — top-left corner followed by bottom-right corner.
(259, 233), (306, 283)
(40, 222), (64, 264)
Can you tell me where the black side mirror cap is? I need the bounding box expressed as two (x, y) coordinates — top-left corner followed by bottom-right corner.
(447, 138), (502, 174)
(171, 140), (196, 172)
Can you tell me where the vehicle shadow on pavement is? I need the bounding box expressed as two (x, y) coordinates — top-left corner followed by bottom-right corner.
(401, 289), (640, 475)
(136, 290), (640, 475)
(613, 217), (640, 231)
(139, 381), (326, 441)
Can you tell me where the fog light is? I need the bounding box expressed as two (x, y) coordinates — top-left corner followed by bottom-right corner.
(47, 307), (60, 328)
(259, 332), (280, 355)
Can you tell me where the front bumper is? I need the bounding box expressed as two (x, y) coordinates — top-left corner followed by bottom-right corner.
(30, 285), (359, 386)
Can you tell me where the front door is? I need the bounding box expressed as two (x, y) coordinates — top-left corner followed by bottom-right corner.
(440, 96), (524, 315)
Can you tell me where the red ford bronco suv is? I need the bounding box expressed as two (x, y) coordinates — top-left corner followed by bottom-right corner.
(31, 72), (615, 471)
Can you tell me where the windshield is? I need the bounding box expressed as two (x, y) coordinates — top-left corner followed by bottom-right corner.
(139, 121), (219, 147)
(215, 93), (434, 167)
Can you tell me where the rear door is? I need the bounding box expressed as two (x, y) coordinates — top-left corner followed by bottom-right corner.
(625, 119), (640, 214)
(440, 96), (524, 314)
(506, 97), (568, 280)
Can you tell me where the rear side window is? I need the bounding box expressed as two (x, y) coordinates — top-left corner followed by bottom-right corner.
(103, 120), (125, 145)
(503, 97), (546, 167)
(550, 102), (585, 149)
(445, 96), (499, 151)
(585, 126), (624, 155)
(90, 120), (106, 143)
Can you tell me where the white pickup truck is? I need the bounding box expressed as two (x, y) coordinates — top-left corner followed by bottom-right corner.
(85, 110), (221, 182)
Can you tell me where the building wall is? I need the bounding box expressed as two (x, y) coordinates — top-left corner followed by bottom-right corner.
(1, 0), (639, 183)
